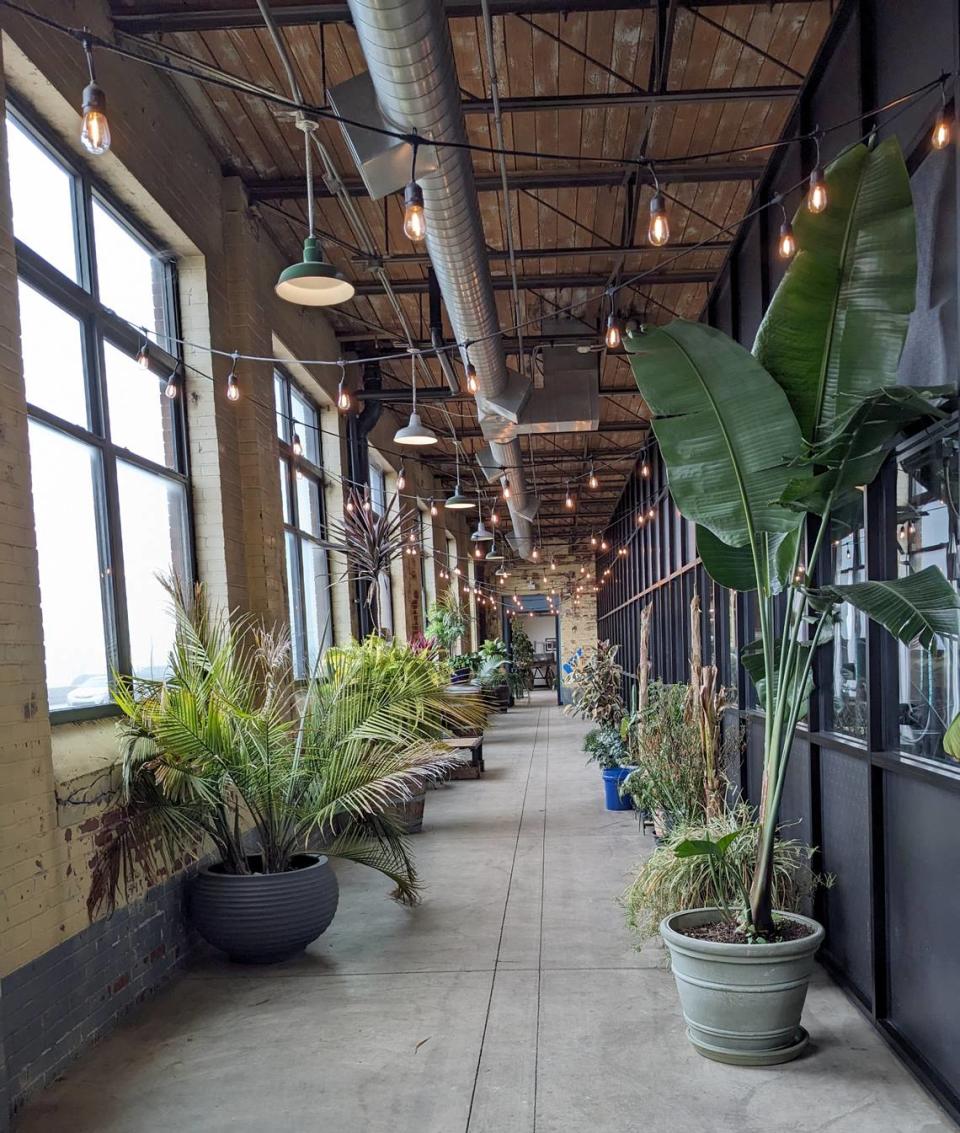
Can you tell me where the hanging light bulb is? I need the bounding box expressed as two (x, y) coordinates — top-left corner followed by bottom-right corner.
(502, 477), (511, 501)
(778, 220), (796, 260)
(490, 509), (499, 526)
(647, 507), (654, 519)
(226, 352), (240, 403)
(429, 499), (438, 518)
(532, 547), (539, 561)
(163, 367), (180, 401)
(588, 463), (598, 490)
(292, 432), (303, 457)
(346, 498), (355, 514)
(618, 547), (628, 557)
(807, 167), (828, 214)
(647, 166), (669, 247)
(641, 461), (650, 479)
(402, 135), (426, 242)
(932, 80), (951, 150)
(337, 380), (351, 412)
(397, 465), (406, 491)
(565, 482), (574, 509)
(600, 539), (608, 551)
(465, 356), (479, 394)
(604, 289), (622, 349)
(590, 534), (597, 547)
(136, 339), (150, 369)
(79, 39), (111, 156)
(475, 546), (483, 559)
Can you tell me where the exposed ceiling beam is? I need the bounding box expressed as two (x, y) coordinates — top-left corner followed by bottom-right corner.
(351, 240), (731, 269)
(247, 163), (764, 201)
(351, 269), (711, 295)
(355, 385), (643, 401)
(112, 1), (811, 34)
(343, 332), (601, 349)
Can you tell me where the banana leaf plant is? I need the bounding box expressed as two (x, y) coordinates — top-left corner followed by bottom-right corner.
(626, 138), (960, 939)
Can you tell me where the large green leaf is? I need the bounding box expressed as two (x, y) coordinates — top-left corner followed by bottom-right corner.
(754, 138), (916, 442)
(697, 524), (802, 594)
(780, 387), (949, 516)
(816, 566), (960, 649)
(740, 632), (829, 717)
(626, 321), (804, 546)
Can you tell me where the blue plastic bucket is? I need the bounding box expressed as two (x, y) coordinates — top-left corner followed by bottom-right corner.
(602, 766), (635, 811)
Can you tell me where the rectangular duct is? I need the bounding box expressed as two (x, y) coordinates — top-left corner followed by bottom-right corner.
(514, 341), (599, 434)
(326, 73), (439, 199)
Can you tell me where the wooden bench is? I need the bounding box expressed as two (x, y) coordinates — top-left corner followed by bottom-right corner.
(444, 735), (484, 779)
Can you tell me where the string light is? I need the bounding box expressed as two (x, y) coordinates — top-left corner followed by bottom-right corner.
(647, 165), (669, 247)
(600, 539), (608, 551)
(502, 477), (511, 501)
(136, 337), (150, 369)
(403, 134), (426, 242)
(532, 547), (539, 561)
(337, 378), (351, 412)
(226, 351), (240, 402)
(79, 39), (111, 155)
(932, 79), (951, 149)
(776, 197), (796, 260)
(490, 509), (499, 525)
(465, 346), (479, 394)
(588, 463), (598, 490)
(641, 461), (649, 478)
(807, 130), (828, 213)
(565, 482), (574, 509)
(590, 534), (597, 547)
(163, 366), (180, 400)
(604, 291), (622, 349)
(618, 547), (628, 557)
(430, 499), (438, 517)
(397, 465), (406, 490)
(292, 432), (303, 457)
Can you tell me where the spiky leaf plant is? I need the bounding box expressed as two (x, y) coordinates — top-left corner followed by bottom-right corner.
(88, 581), (484, 919)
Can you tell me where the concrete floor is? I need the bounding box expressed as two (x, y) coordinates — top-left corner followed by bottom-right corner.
(15, 692), (955, 1132)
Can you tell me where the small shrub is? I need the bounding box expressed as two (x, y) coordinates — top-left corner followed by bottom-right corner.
(583, 726), (628, 770)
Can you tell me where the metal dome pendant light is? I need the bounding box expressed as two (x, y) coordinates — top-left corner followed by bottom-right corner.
(445, 439), (475, 509)
(394, 350), (438, 446)
(276, 117), (355, 307)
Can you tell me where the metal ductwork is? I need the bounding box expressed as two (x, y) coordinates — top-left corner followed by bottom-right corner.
(340, 0), (535, 558)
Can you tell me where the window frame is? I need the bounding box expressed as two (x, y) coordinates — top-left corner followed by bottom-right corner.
(9, 103), (194, 722)
(275, 365), (334, 676)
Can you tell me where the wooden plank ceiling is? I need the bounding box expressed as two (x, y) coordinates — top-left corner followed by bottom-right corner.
(111, 0), (832, 553)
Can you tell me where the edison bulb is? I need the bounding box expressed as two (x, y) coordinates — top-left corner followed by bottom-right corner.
(932, 115), (951, 150)
(403, 182), (426, 242)
(226, 374), (240, 402)
(337, 387), (351, 411)
(604, 315), (622, 350)
(807, 168), (828, 213)
(80, 85), (111, 156)
(466, 363), (478, 393)
(778, 221), (796, 260)
(648, 194), (669, 247)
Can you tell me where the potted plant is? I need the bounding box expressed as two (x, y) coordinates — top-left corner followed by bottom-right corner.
(509, 622), (535, 694)
(89, 584), (483, 963)
(626, 138), (960, 1062)
(426, 589), (468, 658)
(584, 726), (633, 811)
(477, 638), (511, 711)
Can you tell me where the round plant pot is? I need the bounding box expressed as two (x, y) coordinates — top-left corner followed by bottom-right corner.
(660, 907), (825, 1065)
(602, 766), (635, 811)
(189, 853), (339, 964)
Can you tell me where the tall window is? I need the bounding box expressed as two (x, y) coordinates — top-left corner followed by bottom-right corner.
(369, 461), (393, 635)
(274, 369), (333, 677)
(829, 505), (868, 741)
(7, 110), (191, 717)
(898, 426), (960, 763)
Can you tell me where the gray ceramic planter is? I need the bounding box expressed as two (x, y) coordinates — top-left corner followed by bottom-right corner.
(660, 907), (825, 1065)
(190, 853), (339, 964)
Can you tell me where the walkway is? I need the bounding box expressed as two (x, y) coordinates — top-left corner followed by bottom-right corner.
(15, 693), (954, 1132)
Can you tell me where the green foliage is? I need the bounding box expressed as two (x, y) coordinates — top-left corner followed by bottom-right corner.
(91, 582), (484, 919)
(510, 623), (535, 690)
(622, 807), (819, 941)
(583, 726), (628, 771)
(564, 640), (625, 730)
(944, 710), (960, 762)
(626, 139), (959, 937)
(622, 682), (708, 825)
(426, 589), (468, 653)
(476, 638), (509, 691)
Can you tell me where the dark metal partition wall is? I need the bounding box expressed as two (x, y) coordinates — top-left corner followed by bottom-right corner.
(597, 0), (960, 1120)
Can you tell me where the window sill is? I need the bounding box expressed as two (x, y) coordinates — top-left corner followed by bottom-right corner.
(51, 716), (121, 828)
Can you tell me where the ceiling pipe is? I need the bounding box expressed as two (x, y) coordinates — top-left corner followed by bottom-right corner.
(344, 0), (536, 558)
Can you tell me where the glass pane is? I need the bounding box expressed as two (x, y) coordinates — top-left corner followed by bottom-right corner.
(285, 531), (305, 679)
(28, 421), (111, 710)
(279, 458), (291, 524)
(291, 389), (319, 466)
(274, 372), (288, 442)
(830, 508), (867, 741)
(898, 433), (960, 761)
(93, 200), (167, 342)
(6, 116), (79, 282)
(295, 474), (321, 537)
(301, 539), (332, 673)
(370, 466), (386, 515)
(18, 281), (88, 427)
(104, 342), (177, 466)
(117, 463), (190, 680)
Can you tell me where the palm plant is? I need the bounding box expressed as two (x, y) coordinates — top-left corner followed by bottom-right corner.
(88, 582), (484, 918)
(425, 589), (468, 654)
(626, 138), (960, 938)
